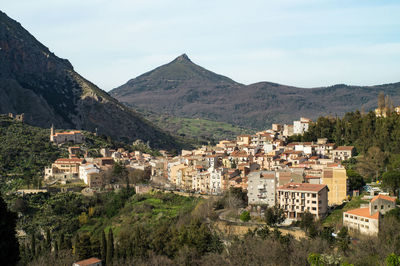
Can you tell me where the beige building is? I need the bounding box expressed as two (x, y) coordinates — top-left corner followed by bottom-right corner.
(44, 158), (83, 179)
(50, 125), (84, 145)
(343, 194), (396, 236)
(277, 183), (329, 220)
(332, 146), (354, 161)
(321, 166), (348, 205)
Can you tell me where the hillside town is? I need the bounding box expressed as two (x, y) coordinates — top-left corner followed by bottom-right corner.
(38, 117), (397, 237)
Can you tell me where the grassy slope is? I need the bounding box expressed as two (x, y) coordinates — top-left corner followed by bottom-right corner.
(79, 192), (200, 238)
(323, 195), (369, 227)
(141, 111), (252, 144)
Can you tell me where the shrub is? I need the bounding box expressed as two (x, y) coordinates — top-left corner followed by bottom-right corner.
(240, 211), (251, 222)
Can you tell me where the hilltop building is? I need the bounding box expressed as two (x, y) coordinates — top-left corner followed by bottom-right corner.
(50, 125), (84, 144)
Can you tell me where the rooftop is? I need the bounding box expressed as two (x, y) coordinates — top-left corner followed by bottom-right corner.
(73, 257), (102, 266)
(345, 208), (379, 219)
(371, 194), (397, 203)
(277, 182), (327, 192)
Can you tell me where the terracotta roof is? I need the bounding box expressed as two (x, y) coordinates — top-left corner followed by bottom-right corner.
(371, 194), (397, 203)
(55, 158), (83, 163)
(74, 257), (102, 266)
(345, 208), (379, 219)
(261, 173), (275, 179)
(54, 131), (82, 136)
(231, 150), (248, 157)
(335, 146), (354, 150)
(277, 182), (327, 192)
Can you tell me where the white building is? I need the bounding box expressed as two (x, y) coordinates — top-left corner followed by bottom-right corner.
(343, 194), (396, 235)
(208, 167), (228, 194)
(293, 117), (311, 135)
(79, 164), (100, 185)
(247, 171), (276, 206)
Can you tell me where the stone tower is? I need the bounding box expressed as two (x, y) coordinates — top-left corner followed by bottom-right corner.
(50, 124), (54, 142)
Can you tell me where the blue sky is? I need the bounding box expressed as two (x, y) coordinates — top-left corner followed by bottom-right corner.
(2, 0), (400, 91)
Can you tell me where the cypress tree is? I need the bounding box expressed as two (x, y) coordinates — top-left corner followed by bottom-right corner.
(54, 241), (58, 258)
(0, 194), (20, 265)
(31, 233), (36, 258)
(101, 230), (107, 262)
(106, 228), (114, 265)
(46, 228), (51, 251)
(58, 233), (65, 250)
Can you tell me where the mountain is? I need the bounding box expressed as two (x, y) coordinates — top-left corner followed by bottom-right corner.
(0, 10), (182, 149)
(111, 54), (400, 129)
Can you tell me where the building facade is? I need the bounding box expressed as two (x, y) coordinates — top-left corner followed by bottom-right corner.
(247, 171), (276, 206)
(277, 182), (328, 220)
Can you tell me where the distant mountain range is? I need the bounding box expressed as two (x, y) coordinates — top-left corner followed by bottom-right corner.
(111, 54), (400, 129)
(0, 10), (182, 149)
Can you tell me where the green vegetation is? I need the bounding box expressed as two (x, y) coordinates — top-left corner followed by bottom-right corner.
(239, 211), (251, 222)
(0, 194), (20, 265)
(0, 116), (64, 191)
(143, 112), (252, 144)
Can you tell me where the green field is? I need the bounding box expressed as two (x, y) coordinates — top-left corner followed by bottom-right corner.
(143, 112), (253, 144)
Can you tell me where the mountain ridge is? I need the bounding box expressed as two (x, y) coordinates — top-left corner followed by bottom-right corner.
(0, 10), (183, 149)
(110, 54), (400, 129)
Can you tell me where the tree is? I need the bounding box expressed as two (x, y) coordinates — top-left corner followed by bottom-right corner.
(346, 169), (365, 191)
(31, 233), (36, 258)
(106, 228), (114, 265)
(307, 253), (324, 266)
(264, 206), (285, 226)
(0, 194), (20, 265)
(300, 211), (315, 234)
(240, 211), (251, 222)
(382, 170), (400, 196)
(337, 227), (350, 253)
(75, 233), (92, 260)
(101, 230), (107, 262)
(386, 253), (400, 266)
(45, 228), (51, 252)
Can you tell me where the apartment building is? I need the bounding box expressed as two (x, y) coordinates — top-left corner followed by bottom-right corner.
(277, 182), (329, 220)
(247, 171), (276, 206)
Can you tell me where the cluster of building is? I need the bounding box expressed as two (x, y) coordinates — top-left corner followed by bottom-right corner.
(45, 128), (153, 188)
(144, 118), (357, 221)
(45, 120), (398, 236)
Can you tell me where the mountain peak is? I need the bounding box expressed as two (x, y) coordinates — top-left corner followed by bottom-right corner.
(175, 53), (191, 62)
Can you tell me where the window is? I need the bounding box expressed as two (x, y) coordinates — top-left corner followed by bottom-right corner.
(345, 214), (348, 218)
(361, 218), (364, 222)
(312, 194), (317, 198)
(365, 225), (369, 229)
(374, 206), (377, 210)
(312, 201), (317, 204)
(381, 205), (384, 209)
(350, 215), (353, 219)
(312, 207), (316, 211)
(365, 219), (369, 222)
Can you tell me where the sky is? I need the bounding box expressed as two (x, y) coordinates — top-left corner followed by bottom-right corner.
(2, 0), (400, 91)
